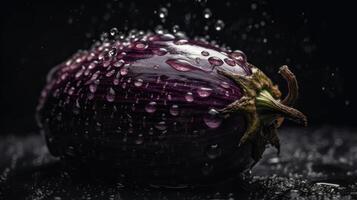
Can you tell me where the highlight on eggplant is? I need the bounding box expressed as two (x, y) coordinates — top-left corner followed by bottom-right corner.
(36, 30), (307, 186)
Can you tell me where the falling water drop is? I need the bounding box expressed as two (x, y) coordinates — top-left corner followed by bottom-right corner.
(203, 8), (212, 19)
(215, 20), (225, 31)
(154, 25), (164, 34)
(172, 25), (180, 33)
(110, 27), (118, 37)
(158, 7), (168, 19)
(100, 32), (109, 42)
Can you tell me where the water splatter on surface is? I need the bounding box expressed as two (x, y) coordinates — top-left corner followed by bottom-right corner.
(1, 127), (356, 199)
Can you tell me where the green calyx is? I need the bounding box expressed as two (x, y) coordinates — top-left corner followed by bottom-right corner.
(256, 90), (307, 126)
(218, 65), (307, 165)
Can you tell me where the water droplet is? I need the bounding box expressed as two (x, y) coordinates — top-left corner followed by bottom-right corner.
(60, 73), (68, 80)
(174, 39), (188, 45)
(89, 84), (97, 93)
(158, 7), (168, 19)
(103, 60), (111, 68)
(100, 32), (109, 42)
(106, 88), (116, 102)
(208, 56), (224, 66)
(268, 157), (280, 164)
(87, 93), (94, 100)
(108, 48), (117, 57)
(135, 134), (144, 145)
(172, 25), (180, 33)
(230, 50), (247, 63)
(113, 79), (119, 85)
(215, 20), (225, 31)
(153, 48), (168, 56)
(345, 100), (350, 106)
(166, 59), (195, 72)
(145, 101), (157, 113)
(160, 34), (175, 41)
(197, 87), (213, 97)
(148, 127), (154, 135)
(154, 25), (164, 34)
(120, 65), (129, 75)
(204, 109), (222, 128)
(206, 144), (222, 159)
(106, 69), (115, 77)
(220, 81), (230, 89)
(54, 196), (62, 200)
(251, 3), (257, 10)
(134, 42), (148, 50)
(174, 31), (187, 39)
(169, 104), (179, 116)
(88, 61), (97, 69)
(134, 79), (143, 87)
(110, 27), (118, 37)
(202, 163), (213, 175)
(201, 51), (209, 56)
(75, 68), (84, 79)
(155, 121), (167, 131)
(114, 59), (125, 67)
(68, 87), (75, 95)
(224, 58), (236, 66)
(185, 92), (194, 102)
(203, 8), (212, 19)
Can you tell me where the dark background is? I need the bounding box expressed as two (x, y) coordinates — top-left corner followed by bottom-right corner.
(1, 0), (356, 134)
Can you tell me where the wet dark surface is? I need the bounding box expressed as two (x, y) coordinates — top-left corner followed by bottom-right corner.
(1, 126), (356, 200)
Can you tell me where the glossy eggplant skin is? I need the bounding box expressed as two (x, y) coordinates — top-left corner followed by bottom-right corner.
(37, 32), (255, 185)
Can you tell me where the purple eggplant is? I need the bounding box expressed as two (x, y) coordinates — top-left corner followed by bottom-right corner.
(37, 31), (306, 186)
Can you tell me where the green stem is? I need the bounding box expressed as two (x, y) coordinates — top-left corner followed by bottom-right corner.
(279, 65), (299, 106)
(256, 90), (307, 126)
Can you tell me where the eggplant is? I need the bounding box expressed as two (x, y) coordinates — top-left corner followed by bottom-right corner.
(36, 31), (307, 186)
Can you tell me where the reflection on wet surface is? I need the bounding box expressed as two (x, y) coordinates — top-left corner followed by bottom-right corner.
(1, 126), (356, 199)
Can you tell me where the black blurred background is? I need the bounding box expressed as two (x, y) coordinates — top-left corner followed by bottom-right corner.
(1, 0), (356, 135)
